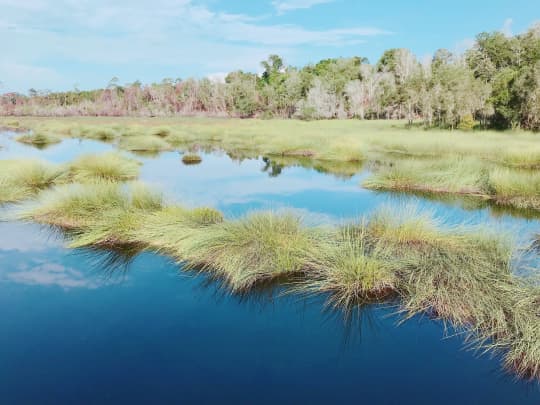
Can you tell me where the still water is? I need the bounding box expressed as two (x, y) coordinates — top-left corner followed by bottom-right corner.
(1, 132), (539, 404)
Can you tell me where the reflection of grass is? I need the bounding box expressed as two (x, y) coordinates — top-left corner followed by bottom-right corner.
(16, 178), (540, 380)
(0, 159), (63, 204)
(181, 153), (202, 165)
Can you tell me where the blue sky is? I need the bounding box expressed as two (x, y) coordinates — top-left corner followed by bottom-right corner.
(0, 0), (538, 93)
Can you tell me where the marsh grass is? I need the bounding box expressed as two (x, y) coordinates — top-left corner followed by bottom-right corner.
(183, 212), (323, 292)
(181, 153), (202, 165)
(66, 152), (141, 182)
(0, 159), (64, 203)
(364, 157), (540, 210)
(118, 135), (171, 153)
(297, 225), (398, 309)
(7, 118), (540, 207)
(16, 131), (62, 147)
(14, 177), (540, 378)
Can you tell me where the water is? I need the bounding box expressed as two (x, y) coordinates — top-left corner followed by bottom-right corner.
(1, 133), (540, 404)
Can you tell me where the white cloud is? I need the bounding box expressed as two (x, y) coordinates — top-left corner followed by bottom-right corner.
(6, 263), (101, 289)
(272, 0), (334, 14)
(0, 0), (389, 92)
(454, 37), (476, 55)
(501, 18), (513, 37)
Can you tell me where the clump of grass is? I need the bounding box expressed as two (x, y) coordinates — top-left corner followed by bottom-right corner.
(0, 159), (64, 204)
(20, 182), (130, 228)
(16, 131), (62, 148)
(86, 127), (118, 141)
(298, 224), (397, 308)
(151, 126), (171, 137)
(184, 212), (321, 292)
(118, 135), (171, 153)
(181, 153), (202, 165)
(66, 152), (141, 182)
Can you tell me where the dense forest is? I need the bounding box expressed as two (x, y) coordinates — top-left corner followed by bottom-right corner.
(2, 24), (540, 130)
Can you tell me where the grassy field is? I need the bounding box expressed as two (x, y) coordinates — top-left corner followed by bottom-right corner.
(2, 117), (540, 210)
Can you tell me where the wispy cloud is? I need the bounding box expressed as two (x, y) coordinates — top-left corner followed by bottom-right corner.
(272, 0), (334, 14)
(0, 0), (389, 92)
(5, 263), (101, 289)
(501, 18), (513, 36)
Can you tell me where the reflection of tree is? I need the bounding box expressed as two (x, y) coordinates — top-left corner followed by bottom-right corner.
(262, 155), (364, 179)
(262, 157), (283, 177)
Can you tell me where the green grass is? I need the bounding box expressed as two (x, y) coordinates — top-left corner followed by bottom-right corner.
(66, 152), (141, 182)
(298, 224), (397, 308)
(364, 157), (540, 210)
(183, 212), (323, 292)
(0, 159), (64, 204)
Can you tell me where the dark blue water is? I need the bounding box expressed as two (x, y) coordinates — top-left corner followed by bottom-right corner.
(1, 132), (540, 404)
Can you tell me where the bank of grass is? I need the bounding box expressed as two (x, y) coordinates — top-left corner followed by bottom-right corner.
(14, 178), (540, 379)
(364, 157), (540, 210)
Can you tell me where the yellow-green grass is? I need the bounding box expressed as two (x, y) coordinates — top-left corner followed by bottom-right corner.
(5, 117), (540, 207)
(16, 131), (62, 148)
(6, 117), (539, 166)
(183, 212), (324, 291)
(297, 224), (398, 308)
(66, 152), (141, 182)
(364, 157), (540, 210)
(0, 153), (142, 205)
(118, 134), (171, 153)
(0, 159), (64, 204)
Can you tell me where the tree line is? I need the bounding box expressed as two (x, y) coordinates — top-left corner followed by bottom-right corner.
(2, 23), (540, 130)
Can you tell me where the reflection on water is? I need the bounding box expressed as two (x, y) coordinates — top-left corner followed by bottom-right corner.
(1, 131), (540, 403)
